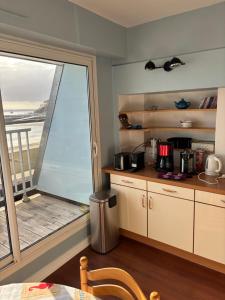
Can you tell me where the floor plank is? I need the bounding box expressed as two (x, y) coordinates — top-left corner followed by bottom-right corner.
(46, 237), (225, 300)
(0, 194), (88, 256)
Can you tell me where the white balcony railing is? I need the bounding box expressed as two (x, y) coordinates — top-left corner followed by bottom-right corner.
(0, 128), (36, 203)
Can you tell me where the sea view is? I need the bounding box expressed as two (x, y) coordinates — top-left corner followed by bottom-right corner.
(4, 109), (45, 146)
(6, 122), (44, 146)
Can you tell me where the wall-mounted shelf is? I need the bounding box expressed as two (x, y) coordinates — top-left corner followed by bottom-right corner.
(120, 108), (217, 114)
(120, 127), (215, 133)
(118, 89), (218, 154)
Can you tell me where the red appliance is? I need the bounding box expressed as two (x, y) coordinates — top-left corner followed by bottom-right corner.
(156, 142), (174, 172)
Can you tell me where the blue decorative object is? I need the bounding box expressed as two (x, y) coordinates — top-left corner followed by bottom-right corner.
(175, 98), (191, 109)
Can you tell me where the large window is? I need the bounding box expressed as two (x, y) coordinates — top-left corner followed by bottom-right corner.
(0, 41), (100, 277)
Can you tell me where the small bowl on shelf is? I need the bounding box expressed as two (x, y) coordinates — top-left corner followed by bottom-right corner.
(180, 120), (192, 128)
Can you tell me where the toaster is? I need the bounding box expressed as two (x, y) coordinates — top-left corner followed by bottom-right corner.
(114, 152), (130, 170)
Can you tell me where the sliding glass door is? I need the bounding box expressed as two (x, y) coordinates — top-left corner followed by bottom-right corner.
(0, 42), (100, 274)
(0, 54), (62, 253)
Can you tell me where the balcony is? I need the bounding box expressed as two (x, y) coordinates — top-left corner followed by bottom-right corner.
(0, 127), (89, 258)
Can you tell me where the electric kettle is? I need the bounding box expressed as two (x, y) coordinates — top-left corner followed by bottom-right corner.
(205, 154), (222, 176)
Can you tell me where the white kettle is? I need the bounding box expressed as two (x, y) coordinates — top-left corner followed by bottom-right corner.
(205, 154), (222, 176)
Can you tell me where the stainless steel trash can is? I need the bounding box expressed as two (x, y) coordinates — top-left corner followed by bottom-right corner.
(90, 190), (119, 254)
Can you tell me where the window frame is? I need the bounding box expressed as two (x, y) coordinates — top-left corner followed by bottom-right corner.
(0, 35), (102, 279)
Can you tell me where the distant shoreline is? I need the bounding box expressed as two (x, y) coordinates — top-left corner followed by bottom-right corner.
(5, 118), (45, 125)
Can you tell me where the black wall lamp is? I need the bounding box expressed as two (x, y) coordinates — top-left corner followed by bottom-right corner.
(145, 57), (185, 72)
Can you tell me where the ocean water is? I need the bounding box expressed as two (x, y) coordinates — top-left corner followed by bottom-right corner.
(4, 109), (34, 116)
(4, 110), (44, 146)
(5, 122), (44, 146)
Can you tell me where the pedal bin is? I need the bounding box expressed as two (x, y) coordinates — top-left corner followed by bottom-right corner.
(89, 190), (119, 254)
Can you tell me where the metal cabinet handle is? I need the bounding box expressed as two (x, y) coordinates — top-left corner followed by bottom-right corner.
(121, 179), (134, 184)
(148, 196), (153, 209)
(162, 188), (177, 193)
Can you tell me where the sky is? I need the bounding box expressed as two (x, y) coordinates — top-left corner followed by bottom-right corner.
(0, 55), (57, 110)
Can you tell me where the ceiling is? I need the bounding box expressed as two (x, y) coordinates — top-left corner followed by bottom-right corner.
(68, 0), (225, 27)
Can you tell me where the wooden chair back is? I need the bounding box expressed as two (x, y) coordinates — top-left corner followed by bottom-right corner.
(80, 256), (160, 300)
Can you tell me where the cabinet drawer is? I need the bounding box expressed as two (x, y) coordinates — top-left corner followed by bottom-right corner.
(195, 190), (225, 208)
(147, 181), (194, 201)
(111, 174), (146, 190)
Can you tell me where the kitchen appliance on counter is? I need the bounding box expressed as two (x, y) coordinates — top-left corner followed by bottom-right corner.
(195, 149), (206, 173)
(114, 151), (145, 172)
(167, 137), (192, 149)
(145, 138), (159, 166)
(156, 142), (174, 172)
(130, 151), (145, 171)
(205, 154), (222, 176)
(114, 152), (130, 170)
(180, 150), (195, 175)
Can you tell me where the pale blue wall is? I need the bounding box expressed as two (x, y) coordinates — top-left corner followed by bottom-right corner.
(113, 48), (225, 95)
(96, 57), (115, 168)
(76, 6), (126, 57)
(114, 2), (225, 64)
(0, 0), (76, 43)
(0, 0), (126, 58)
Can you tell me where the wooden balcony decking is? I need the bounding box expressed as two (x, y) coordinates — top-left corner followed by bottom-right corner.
(0, 194), (89, 259)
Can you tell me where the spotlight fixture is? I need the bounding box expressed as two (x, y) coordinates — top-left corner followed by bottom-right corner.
(145, 57), (185, 72)
(144, 60), (156, 70)
(170, 57), (185, 68)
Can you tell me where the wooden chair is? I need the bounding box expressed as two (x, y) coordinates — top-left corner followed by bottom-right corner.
(80, 256), (160, 300)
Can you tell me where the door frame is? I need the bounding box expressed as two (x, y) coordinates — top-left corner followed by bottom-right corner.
(0, 34), (102, 275)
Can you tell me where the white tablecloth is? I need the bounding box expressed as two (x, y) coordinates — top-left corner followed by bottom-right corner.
(0, 283), (97, 300)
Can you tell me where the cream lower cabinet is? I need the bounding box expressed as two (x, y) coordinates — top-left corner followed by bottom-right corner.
(111, 183), (147, 237)
(194, 202), (225, 264)
(148, 192), (194, 252)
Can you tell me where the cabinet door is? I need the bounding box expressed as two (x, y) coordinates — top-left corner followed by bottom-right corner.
(194, 202), (225, 264)
(111, 184), (147, 237)
(148, 192), (194, 252)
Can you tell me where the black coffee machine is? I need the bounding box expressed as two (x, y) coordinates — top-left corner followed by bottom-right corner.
(156, 142), (174, 172)
(114, 151), (145, 172)
(180, 150), (195, 174)
(130, 151), (145, 171)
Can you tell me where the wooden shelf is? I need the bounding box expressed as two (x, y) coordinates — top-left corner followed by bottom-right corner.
(120, 127), (215, 132)
(120, 108), (217, 114)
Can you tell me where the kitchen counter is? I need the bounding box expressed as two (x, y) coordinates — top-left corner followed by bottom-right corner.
(103, 166), (225, 195)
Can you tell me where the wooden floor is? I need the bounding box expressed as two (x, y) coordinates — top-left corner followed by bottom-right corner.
(46, 237), (225, 300)
(0, 194), (88, 258)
